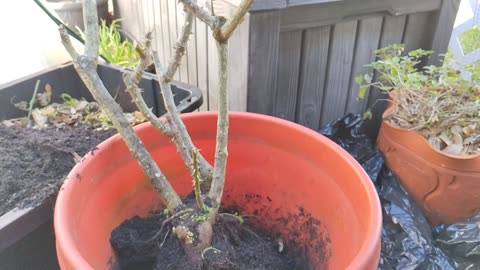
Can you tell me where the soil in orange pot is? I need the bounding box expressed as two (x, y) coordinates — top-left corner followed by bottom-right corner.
(110, 195), (327, 270)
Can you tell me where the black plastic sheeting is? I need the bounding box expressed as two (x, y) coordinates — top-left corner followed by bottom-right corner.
(319, 114), (480, 270)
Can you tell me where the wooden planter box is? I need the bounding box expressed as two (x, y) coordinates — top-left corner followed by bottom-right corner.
(115, 0), (459, 136)
(0, 63), (203, 270)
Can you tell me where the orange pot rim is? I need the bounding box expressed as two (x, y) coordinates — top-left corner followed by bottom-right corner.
(382, 107), (480, 160)
(54, 111), (382, 269)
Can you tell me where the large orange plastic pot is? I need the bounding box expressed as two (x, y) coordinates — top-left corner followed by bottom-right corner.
(54, 112), (381, 270)
(377, 107), (480, 225)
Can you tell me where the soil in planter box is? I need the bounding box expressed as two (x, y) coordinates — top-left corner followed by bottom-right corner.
(110, 212), (312, 270)
(0, 124), (114, 216)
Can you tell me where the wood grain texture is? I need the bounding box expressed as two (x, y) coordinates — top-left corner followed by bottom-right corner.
(247, 11), (281, 115)
(249, 0), (342, 10)
(320, 20), (357, 126)
(273, 30), (303, 121)
(402, 12), (437, 53)
(114, 0), (141, 40)
(367, 16), (406, 110)
(251, 0), (286, 11)
(366, 15), (407, 137)
(167, 0), (180, 81)
(146, 0), (156, 51)
(160, 0), (171, 65)
(207, 27), (219, 110)
(187, 19), (198, 86)
(136, 0), (146, 38)
(288, 0), (343, 7)
(345, 16), (383, 114)
(279, 0), (441, 31)
(196, 18), (209, 111)
(228, 14), (250, 111)
(428, 0), (461, 66)
(176, 3), (189, 82)
(152, 0), (165, 63)
(295, 26), (330, 130)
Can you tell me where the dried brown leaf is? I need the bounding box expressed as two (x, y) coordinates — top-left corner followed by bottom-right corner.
(439, 133), (452, 146)
(428, 137), (442, 150)
(14, 101), (29, 111)
(442, 143), (463, 155)
(32, 108), (48, 127)
(75, 100), (89, 111)
(452, 132), (463, 145)
(463, 124), (477, 136)
(133, 111), (146, 123)
(36, 91), (51, 107)
(2, 120), (15, 127)
(40, 105), (56, 117)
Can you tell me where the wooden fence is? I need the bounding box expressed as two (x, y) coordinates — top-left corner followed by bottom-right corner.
(114, 0), (459, 133)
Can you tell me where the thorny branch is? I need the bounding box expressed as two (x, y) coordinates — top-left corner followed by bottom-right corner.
(217, 0), (254, 42)
(208, 42), (229, 209)
(62, 0), (254, 221)
(123, 32), (173, 136)
(152, 9), (214, 188)
(179, 0), (254, 43)
(59, 0), (182, 210)
(125, 13), (214, 187)
(179, 0), (218, 29)
(192, 149), (206, 210)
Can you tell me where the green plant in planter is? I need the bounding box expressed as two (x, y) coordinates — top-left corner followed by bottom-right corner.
(79, 19), (141, 68)
(357, 44), (480, 155)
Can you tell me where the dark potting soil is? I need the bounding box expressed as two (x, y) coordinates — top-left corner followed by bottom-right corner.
(0, 124), (114, 216)
(111, 211), (308, 270)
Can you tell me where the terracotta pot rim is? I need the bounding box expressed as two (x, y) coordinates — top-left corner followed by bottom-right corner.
(382, 107), (480, 160)
(54, 111), (382, 270)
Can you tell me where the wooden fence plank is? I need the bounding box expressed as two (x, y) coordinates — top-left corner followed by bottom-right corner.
(160, 0), (171, 66)
(320, 20), (357, 125)
(228, 15), (250, 111)
(247, 11), (281, 115)
(167, 0), (180, 81)
(345, 16), (383, 114)
(429, 0), (461, 65)
(146, 0), (156, 51)
(136, 0), (146, 38)
(365, 15), (407, 136)
(207, 28), (219, 110)
(273, 30), (303, 121)
(280, 0), (441, 31)
(295, 26), (330, 130)
(152, 0), (165, 63)
(196, 18), (209, 111)
(115, 0), (141, 39)
(403, 12), (437, 52)
(176, 5), (189, 83)
(251, 0), (287, 11)
(187, 19), (198, 87)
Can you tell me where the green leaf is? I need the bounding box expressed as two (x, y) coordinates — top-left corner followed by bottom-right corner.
(379, 86), (393, 92)
(364, 74), (373, 84)
(363, 110), (373, 120)
(14, 101), (29, 111)
(60, 93), (79, 107)
(355, 75), (364, 85)
(358, 85), (368, 99)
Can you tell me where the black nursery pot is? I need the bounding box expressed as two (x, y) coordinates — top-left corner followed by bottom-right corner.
(0, 62), (203, 270)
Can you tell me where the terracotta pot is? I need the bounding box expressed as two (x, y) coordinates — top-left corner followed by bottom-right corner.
(54, 112), (381, 270)
(377, 107), (480, 225)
